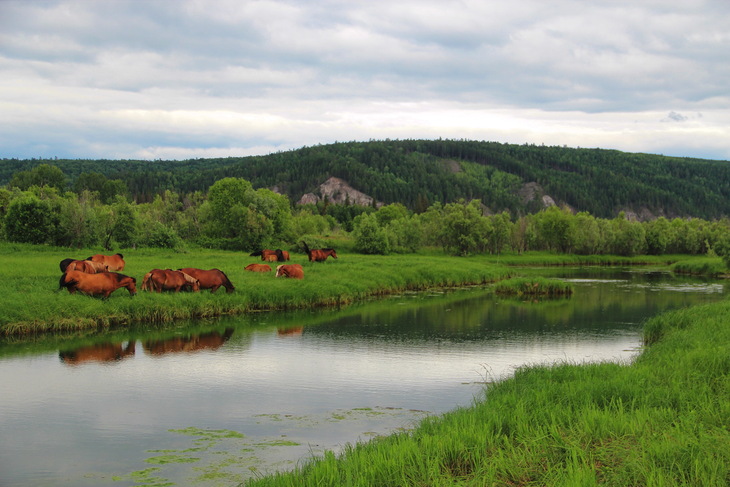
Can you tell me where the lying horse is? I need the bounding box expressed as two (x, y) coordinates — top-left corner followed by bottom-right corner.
(141, 269), (200, 292)
(178, 268), (235, 293)
(244, 263), (272, 272)
(302, 242), (338, 262)
(250, 249), (290, 262)
(275, 264), (304, 279)
(59, 270), (137, 298)
(87, 253), (126, 271)
(62, 259), (108, 273)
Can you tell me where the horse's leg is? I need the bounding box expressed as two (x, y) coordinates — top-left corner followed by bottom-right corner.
(210, 285), (220, 293)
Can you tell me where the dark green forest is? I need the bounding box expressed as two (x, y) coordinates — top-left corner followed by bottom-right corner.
(3, 139), (729, 219)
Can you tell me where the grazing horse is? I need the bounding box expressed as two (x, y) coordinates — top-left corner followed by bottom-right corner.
(244, 263), (272, 272)
(141, 269), (200, 292)
(178, 268), (235, 293)
(62, 259), (108, 273)
(87, 253), (126, 271)
(275, 264), (304, 279)
(59, 270), (137, 298)
(250, 249), (289, 262)
(59, 342), (136, 365)
(302, 242), (338, 262)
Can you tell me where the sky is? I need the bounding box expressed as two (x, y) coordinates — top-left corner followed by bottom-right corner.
(1, 0), (729, 162)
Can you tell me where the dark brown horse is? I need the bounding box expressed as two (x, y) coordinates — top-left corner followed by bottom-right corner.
(275, 264), (304, 279)
(178, 268), (235, 293)
(59, 342), (136, 365)
(59, 270), (137, 298)
(244, 263), (272, 272)
(141, 269), (200, 292)
(87, 253), (126, 271)
(250, 249), (290, 262)
(302, 242), (338, 262)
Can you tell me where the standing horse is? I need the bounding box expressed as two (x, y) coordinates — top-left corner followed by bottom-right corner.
(141, 269), (200, 292)
(59, 270), (137, 298)
(178, 268), (235, 293)
(302, 242), (338, 262)
(244, 263), (272, 272)
(275, 264), (304, 279)
(87, 253), (126, 271)
(250, 249), (289, 262)
(60, 259), (108, 273)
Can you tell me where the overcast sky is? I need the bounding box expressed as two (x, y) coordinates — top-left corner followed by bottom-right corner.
(1, 0), (728, 161)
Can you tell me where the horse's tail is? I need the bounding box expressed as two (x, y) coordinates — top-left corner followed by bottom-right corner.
(141, 272), (152, 291)
(301, 241), (311, 255)
(249, 250), (263, 256)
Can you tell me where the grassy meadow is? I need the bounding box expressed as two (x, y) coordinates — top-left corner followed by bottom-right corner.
(244, 297), (730, 487)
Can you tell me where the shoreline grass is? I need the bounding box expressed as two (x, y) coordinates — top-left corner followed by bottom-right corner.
(493, 277), (574, 297)
(243, 298), (730, 487)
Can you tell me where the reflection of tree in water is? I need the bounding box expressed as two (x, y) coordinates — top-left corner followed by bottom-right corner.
(142, 328), (234, 356)
(59, 341), (136, 365)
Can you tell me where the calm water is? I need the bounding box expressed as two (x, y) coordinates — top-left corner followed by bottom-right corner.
(0, 268), (725, 486)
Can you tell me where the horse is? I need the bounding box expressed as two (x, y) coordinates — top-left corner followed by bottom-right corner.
(178, 268), (235, 293)
(59, 270), (137, 298)
(87, 253), (126, 271)
(62, 259), (108, 273)
(59, 342), (136, 365)
(250, 249), (289, 262)
(302, 241), (338, 262)
(244, 263), (272, 272)
(141, 269), (200, 292)
(275, 264), (304, 279)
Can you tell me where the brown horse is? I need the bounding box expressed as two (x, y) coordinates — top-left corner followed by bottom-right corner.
(87, 253), (125, 271)
(141, 269), (200, 292)
(275, 264), (304, 279)
(302, 242), (338, 262)
(63, 259), (108, 273)
(244, 263), (272, 272)
(250, 249), (289, 262)
(59, 270), (137, 298)
(59, 342), (136, 365)
(178, 268), (235, 293)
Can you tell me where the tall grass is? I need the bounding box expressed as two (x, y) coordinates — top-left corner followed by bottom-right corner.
(245, 299), (730, 487)
(493, 277), (574, 297)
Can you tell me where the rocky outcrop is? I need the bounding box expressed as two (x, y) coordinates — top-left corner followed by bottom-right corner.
(297, 177), (380, 207)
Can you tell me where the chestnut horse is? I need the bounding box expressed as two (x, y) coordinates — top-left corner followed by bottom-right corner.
(302, 242), (338, 262)
(59, 270), (137, 298)
(60, 259), (108, 273)
(141, 269), (200, 292)
(275, 264), (304, 279)
(178, 268), (235, 293)
(87, 253), (125, 271)
(250, 249), (290, 262)
(244, 263), (272, 272)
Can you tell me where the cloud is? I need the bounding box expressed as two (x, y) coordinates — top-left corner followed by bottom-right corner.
(0, 0), (729, 161)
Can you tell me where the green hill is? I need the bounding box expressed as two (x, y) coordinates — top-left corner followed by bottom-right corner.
(2, 139), (729, 219)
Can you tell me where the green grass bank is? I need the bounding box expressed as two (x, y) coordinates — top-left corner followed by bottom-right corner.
(244, 298), (730, 487)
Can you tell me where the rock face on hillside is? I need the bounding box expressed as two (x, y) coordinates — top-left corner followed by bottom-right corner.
(518, 182), (557, 209)
(297, 177), (380, 207)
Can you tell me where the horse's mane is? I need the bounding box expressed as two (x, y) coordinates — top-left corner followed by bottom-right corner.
(116, 253), (124, 259)
(249, 250), (263, 256)
(59, 258), (74, 272)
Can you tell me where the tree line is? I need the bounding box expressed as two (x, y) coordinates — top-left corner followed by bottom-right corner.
(3, 138), (729, 219)
(1, 166), (729, 267)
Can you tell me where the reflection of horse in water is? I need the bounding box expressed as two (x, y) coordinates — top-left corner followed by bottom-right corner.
(250, 249), (290, 262)
(59, 341), (136, 365)
(277, 326), (304, 337)
(142, 329), (234, 355)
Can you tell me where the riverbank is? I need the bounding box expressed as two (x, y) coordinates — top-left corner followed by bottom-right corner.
(0, 242), (713, 336)
(244, 297), (730, 486)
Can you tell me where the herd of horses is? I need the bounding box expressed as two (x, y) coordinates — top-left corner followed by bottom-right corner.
(56, 242), (338, 299)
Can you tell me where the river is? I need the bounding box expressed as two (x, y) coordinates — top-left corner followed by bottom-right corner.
(0, 268), (725, 486)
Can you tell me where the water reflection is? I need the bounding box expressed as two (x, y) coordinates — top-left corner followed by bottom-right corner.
(142, 328), (234, 356)
(59, 342), (136, 366)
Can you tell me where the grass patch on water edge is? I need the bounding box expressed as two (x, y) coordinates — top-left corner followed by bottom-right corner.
(244, 299), (730, 487)
(494, 277), (574, 297)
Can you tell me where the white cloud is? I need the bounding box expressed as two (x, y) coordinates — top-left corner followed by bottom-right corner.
(0, 0), (729, 161)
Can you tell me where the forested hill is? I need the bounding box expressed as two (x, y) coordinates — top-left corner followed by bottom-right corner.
(2, 139), (729, 219)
